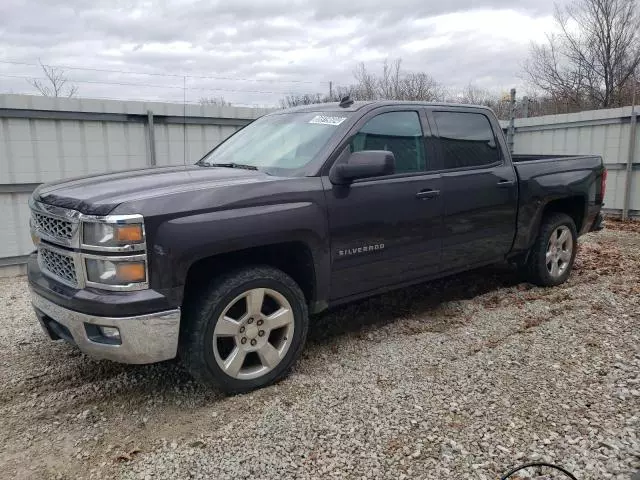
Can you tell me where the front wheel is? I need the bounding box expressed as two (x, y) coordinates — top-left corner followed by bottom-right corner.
(179, 266), (309, 394)
(524, 213), (578, 287)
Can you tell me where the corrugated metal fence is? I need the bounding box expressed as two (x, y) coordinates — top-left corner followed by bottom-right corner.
(0, 94), (272, 274)
(501, 106), (639, 218)
(1, 95), (638, 275)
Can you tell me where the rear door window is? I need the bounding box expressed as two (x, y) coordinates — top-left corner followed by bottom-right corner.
(433, 111), (500, 169)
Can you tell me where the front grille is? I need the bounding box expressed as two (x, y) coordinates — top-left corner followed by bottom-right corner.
(33, 212), (75, 240)
(39, 247), (78, 287)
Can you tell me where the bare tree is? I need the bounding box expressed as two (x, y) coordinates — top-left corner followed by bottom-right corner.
(523, 0), (640, 108)
(28, 61), (78, 97)
(456, 83), (494, 105)
(279, 93), (325, 108)
(352, 62), (379, 100)
(199, 96), (231, 107)
(331, 85), (356, 102)
(278, 59), (453, 108)
(351, 59), (444, 101)
(378, 59), (403, 99)
(278, 85), (356, 107)
(446, 84), (512, 119)
(397, 72), (444, 101)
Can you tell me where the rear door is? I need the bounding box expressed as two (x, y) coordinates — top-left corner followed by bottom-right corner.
(428, 108), (517, 271)
(323, 107), (443, 300)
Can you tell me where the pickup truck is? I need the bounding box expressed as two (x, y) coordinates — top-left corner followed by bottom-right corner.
(27, 99), (606, 393)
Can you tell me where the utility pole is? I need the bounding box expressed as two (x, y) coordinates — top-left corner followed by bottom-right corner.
(329, 81), (333, 101)
(622, 71), (637, 220)
(507, 88), (516, 154)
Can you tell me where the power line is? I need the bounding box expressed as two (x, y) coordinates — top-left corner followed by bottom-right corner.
(0, 88), (274, 107)
(0, 73), (186, 90)
(0, 60), (327, 85)
(0, 73), (327, 96)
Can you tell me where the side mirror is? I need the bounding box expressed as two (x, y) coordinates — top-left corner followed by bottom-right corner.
(330, 150), (395, 185)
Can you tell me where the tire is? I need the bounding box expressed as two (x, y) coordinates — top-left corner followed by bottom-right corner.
(524, 212), (578, 287)
(179, 266), (309, 394)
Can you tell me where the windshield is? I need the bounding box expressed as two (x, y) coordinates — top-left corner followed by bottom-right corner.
(198, 112), (350, 174)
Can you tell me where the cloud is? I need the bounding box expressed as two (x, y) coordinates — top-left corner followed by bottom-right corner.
(0, 0), (559, 106)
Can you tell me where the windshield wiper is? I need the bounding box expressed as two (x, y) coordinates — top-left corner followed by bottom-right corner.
(201, 162), (258, 171)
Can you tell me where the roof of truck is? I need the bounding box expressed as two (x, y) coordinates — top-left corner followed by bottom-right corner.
(274, 100), (494, 114)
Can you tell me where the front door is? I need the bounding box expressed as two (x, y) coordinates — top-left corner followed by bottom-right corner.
(323, 109), (443, 301)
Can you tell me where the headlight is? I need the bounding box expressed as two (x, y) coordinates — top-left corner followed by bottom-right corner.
(83, 222), (145, 248)
(85, 258), (147, 286)
(29, 218), (40, 247)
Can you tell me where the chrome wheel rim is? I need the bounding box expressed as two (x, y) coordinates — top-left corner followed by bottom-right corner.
(546, 226), (573, 278)
(213, 288), (295, 380)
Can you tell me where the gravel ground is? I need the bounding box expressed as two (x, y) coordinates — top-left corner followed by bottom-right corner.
(1, 227), (639, 480)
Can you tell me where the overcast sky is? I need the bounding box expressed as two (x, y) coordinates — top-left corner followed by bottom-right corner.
(0, 0), (562, 106)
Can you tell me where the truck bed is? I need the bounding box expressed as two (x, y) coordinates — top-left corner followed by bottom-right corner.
(510, 153), (604, 254)
(512, 154), (595, 163)
(513, 154), (602, 178)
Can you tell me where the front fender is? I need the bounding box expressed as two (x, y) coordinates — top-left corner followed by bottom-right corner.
(150, 201), (330, 304)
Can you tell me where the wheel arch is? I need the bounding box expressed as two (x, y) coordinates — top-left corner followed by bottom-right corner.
(182, 241), (318, 309)
(540, 196), (585, 233)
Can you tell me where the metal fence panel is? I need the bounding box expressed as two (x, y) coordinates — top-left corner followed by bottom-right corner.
(0, 192), (32, 263)
(0, 94), (271, 268)
(501, 106), (639, 215)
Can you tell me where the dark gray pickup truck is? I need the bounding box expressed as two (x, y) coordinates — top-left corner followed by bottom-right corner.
(28, 100), (606, 393)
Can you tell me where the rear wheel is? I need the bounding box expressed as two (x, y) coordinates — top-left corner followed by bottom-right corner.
(524, 213), (578, 286)
(180, 266), (309, 393)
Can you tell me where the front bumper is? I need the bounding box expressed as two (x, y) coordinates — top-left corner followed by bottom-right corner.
(32, 290), (180, 364)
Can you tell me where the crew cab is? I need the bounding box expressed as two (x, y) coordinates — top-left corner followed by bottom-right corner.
(27, 100), (606, 393)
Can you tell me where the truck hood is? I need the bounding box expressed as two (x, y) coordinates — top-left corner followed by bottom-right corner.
(34, 165), (274, 216)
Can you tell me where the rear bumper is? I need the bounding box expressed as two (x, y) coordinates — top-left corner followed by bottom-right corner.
(32, 290), (180, 364)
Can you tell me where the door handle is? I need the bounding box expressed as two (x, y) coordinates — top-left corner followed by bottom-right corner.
(416, 189), (440, 199)
(497, 179), (515, 187)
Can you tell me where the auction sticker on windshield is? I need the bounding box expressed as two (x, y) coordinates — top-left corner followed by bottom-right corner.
(309, 115), (347, 125)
